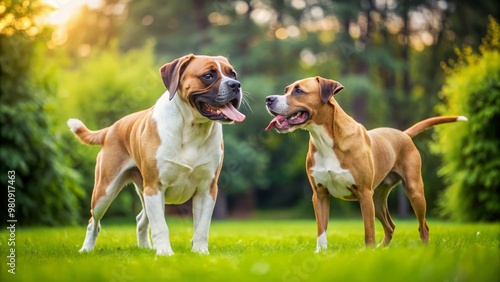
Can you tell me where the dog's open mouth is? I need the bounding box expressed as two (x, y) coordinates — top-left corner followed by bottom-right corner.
(265, 110), (309, 131)
(197, 99), (246, 122)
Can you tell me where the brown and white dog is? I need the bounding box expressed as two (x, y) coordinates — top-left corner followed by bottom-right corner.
(265, 76), (466, 252)
(68, 54), (245, 256)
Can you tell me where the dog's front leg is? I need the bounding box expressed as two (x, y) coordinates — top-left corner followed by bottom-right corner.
(191, 188), (216, 254)
(144, 187), (173, 256)
(358, 188), (376, 246)
(312, 185), (330, 253)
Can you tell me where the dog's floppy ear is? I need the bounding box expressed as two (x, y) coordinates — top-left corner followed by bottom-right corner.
(160, 54), (195, 100)
(316, 76), (344, 103)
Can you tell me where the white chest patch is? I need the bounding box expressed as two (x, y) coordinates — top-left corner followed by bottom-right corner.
(308, 125), (355, 199)
(152, 94), (223, 204)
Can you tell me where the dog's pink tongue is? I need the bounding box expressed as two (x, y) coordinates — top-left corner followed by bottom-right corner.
(220, 103), (246, 122)
(265, 115), (286, 130)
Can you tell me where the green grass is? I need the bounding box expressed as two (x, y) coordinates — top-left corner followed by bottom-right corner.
(1, 219), (499, 281)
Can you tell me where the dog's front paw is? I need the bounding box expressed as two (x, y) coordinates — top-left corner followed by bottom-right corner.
(138, 240), (153, 249)
(314, 245), (327, 254)
(155, 246), (174, 256)
(315, 232), (328, 253)
(192, 245), (210, 255)
(191, 237), (209, 254)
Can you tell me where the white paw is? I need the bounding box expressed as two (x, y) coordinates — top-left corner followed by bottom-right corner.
(138, 241), (153, 249)
(315, 232), (327, 253)
(156, 247), (174, 256)
(192, 245), (210, 254)
(79, 247), (93, 253)
(314, 246), (327, 254)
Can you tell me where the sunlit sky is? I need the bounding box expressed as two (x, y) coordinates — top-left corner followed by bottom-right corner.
(43, 0), (101, 25)
(40, 0), (436, 52)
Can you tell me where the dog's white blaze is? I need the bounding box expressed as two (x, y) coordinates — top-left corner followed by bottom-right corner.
(308, 124), (355, 199)
(214, 58), (243, 109)
(315, 231), (328, 253)
(214, 59), (229, 79)
(152, 93), (223, 204)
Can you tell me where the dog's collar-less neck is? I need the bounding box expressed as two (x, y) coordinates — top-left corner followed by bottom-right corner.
(153, 92), (220, 144)
(170, 92), (210, 124)
(307, 101), (360, 151)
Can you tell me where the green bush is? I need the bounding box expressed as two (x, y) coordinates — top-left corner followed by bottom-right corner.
(432, 17), (500, 221)
(0, 1), (83, 225)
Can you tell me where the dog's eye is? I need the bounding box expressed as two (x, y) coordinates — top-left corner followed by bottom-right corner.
(201, 71), (217, 83)
(293, 87), (304, 95)
(229, 70), (237, 79)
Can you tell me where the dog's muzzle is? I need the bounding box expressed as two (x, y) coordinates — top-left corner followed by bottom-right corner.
(265, 95), (310, 131)
(192, 79), (245, 123)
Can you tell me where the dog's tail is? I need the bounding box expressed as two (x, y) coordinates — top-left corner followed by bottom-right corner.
(404, 116), (468, 138)
(67, 118), (109, 146)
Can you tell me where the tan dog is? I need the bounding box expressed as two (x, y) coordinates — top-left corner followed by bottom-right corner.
(265, 76), (466, 251)
(68, 54), (245, 256)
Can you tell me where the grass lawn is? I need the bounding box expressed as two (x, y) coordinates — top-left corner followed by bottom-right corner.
(1, 218), (499, 281)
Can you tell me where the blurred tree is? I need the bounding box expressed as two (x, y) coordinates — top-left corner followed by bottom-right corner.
(0, 0), (83, 225)
(46, 0), (499, 221)
(432, 17), (500, 221)
(121, 0), (213, 56)
(62, 0), (126, 58)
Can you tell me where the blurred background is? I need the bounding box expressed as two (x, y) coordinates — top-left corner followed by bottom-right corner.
(1, 0), (498, 225)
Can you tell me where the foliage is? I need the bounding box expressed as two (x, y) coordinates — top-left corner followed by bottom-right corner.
(55, 41), (164, 218)
(219, 131), (270, 194)
(53, 0), (499, 219)
(3, 0), (499, 223)
(1, 220), (499, 281)
(433, 17), (500, 221)
(56, 41), (162, 129)
(0, 0), (83, 225)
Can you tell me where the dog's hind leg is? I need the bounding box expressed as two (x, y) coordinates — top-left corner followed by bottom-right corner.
(79, 152), (133, 253)
(403, 175), (429, 243)
(80, 216), (100, 253)
(133, 184), (152, 248)
(127, 166), (151, 248)
(399, 151), (429, 244)
(373, 183), (397, 246)
(135, 208), (151, 248)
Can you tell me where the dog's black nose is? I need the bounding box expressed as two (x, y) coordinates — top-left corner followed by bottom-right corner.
(227, 80), (241, 90)
(266, 95), (277, 106)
